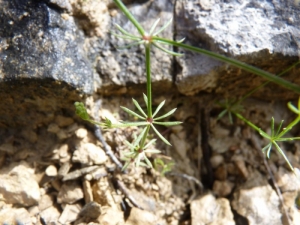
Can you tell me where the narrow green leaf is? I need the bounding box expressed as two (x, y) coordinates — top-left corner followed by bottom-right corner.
(153, 121), (182, 126)
(110, 31), (140, 41)
(119, 121), (149, 127)
(103, 117), (113, 129)
(117, 40), (144, 50)
(143, 139), (157, 149)
(132, 98), (147, 118)
(74, 102), (90, 120)
(120, 106), (145, 120)
(228, 112), (233, 124)
(136, 153), (142, 167)
(132, 126), (148, 149)
(277, 137), (300, 141)
(217, 109), (228, 120)
(288, 101), (300, 115)
(123, 152), (136, 157)
(154, 158), (164, 167)
(273, 142), (294, 171)
(124, 140), (135, 149)
(149, 18), (160, 35)
(153, 18), (172, 36)
(153, 100), (165, 117)
(138, 161), (149, 168)
(266, 144), (273, 158)
(262, 143), (272, 157)
(122, 161), (131, 171)
(275, 120), (284, 136)
(271, 117), (275, 137)
(143, 93), (148, 110)
(176, 37), (185, 43)
(145, 149), (161, 154)
(153, 43), (183, 56)
(114, 23), (138, 39)
(154, 108), (177, 120)
(151, 124), (171, 146)
(144, 156), (153, 168)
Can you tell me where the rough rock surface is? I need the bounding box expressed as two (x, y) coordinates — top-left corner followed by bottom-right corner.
(1, 0), (300, 128)
(190, 193), (235, 225)
(95, 0), (175, 96)
(232, 171), (282, 225)
(1, 0), (300, 225)
(0, 161), (40, 207)
(0, 0), (93, 127)
(175, 0), (300, 98)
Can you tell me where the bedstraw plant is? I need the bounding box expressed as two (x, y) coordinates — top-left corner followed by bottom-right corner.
(75, 0), (300, 178)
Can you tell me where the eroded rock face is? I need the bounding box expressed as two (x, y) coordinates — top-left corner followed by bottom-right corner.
(1, 0), (300, 128)
(175, 0), (300, 98)
(94, 0), (175, 96)
(0, 0), (93, 127)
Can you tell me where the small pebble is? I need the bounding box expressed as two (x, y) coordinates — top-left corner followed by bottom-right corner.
(210, 155), (224, 168)
(75, 128), (88, 139)
(45, 165), (57, 177)
(213, 180), (234, 197)
(214, 164), (228, 181)
(47, 123), (60, 133)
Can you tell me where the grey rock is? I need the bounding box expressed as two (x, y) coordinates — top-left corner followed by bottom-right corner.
(79, 201), (101, 219)
(0, 0), (93, 127)
(175, 0), (300, 98)
(95, 0), (175, 96)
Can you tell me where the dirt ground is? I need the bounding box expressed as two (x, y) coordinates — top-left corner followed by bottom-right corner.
(0, 94), (300, 225)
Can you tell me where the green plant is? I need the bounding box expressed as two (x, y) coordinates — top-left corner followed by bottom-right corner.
(75, 0), (300, 176)
(216, 61), (300, 177)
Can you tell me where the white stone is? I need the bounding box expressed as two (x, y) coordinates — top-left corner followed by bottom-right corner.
(0, 208), (32, 225)
(232, 172), (281, 225)
(59, 203), (82, 224)
(191, 193), (235, 225)
(72, 143), (107, 165)
(40, 206), (61, 224)
(125, 207), (155, 225)
(0, 161), (40, 206)
(45, 165), (58, 177)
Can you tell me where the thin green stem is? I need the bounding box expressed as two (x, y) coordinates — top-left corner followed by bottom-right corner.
(140, 125), (151, 148)
(145, 44), (152, 118)
(234, 112), (268, 137)
(153, 37), (300, 94)
(113, 0), (145, 36)
(239, 61), (300, 103)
